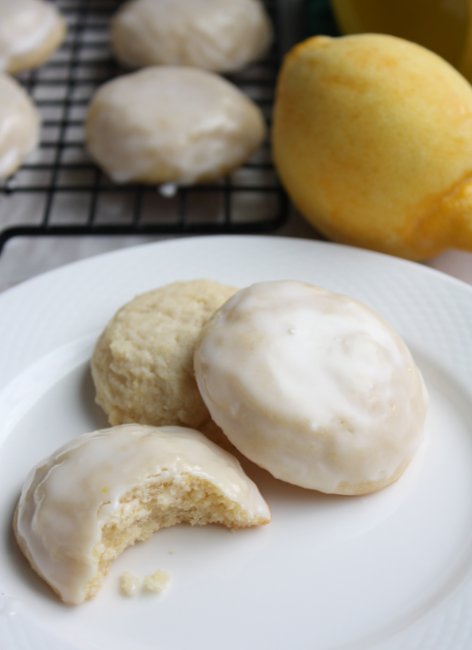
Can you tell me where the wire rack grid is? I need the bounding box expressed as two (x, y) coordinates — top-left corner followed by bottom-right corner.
(0, 0), (288, 253)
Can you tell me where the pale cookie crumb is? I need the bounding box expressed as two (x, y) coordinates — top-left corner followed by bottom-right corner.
(119, 571), (141, 597)
(142, 570), (171, 594)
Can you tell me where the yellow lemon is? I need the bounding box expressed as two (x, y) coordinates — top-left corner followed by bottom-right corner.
(273, 33), (472, 260)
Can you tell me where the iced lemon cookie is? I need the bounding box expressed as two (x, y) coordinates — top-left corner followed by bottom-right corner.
(0, 0), (65, 74)
(14, 424), (270, 604)
(85, 66), (266, 185)
(92, 280), (236, 429)
(0, 74), (40, 179)
(194, 280), (428, 495)
(111, 0), (272, 72)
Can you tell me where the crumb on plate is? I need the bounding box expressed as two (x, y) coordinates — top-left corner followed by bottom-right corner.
(142, 570), (171, 594)
(119, 571), (141, 597)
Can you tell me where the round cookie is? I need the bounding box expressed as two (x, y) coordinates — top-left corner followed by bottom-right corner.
(194, 280), (428, 495)
(111, 0), (273, 72)
(0, 73), (40, 179)
(14, 424), (270, 604)
(92, 279), (236, 429)
(85, 66), (266, 185)
(0, 0), (66, 74)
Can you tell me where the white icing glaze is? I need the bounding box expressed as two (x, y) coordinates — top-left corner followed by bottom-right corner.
(194, 281), (428, 494)
(15, 424), (270, 604)
(0, 0), (64, 71)
(0, 74), (39, 179)
(159, 182), (177, 198)
(85, 66), (266, 185)
(111, 0), (273, 72)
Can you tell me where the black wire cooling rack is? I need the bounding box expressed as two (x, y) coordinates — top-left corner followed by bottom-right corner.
(0, 0), (288, 253)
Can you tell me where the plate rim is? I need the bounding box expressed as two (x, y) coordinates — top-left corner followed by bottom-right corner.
(2, 235), (472, 302)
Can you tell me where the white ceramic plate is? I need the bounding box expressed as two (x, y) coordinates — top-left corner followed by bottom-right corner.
(1, 235), (472, 650)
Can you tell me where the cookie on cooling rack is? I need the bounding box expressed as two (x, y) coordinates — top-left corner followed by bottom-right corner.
(0, 0), (66, 74)
(85, 66), (266, 185)
(110, 0), (273, 73)
(0, 74), (40, 179)
(91, 279), (236, 429)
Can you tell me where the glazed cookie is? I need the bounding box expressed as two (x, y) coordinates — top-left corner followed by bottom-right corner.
(0, 0), (66, 74)
(85, 66), (266, 185)
(0, 74), (40, 178)
(14, 424), (270, 604)
(194, 280), (428, 495)
(111, 0), (272, 72)
(92, 279), (236, 429)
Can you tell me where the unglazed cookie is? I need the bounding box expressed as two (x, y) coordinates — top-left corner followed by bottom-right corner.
(91, 280), (236, 428)
(0, 74), (40, 178)
(111, 0), (272, 72)
(85, 66), (266, 185)
(194, 280), (428, 495)
(0, 0), (65, 74)
(14, 424), (270, 604)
